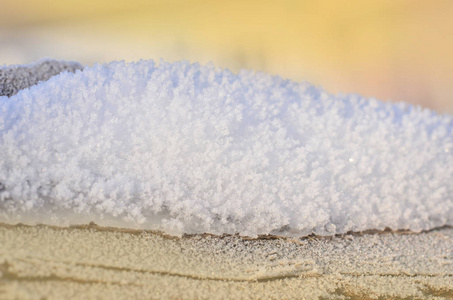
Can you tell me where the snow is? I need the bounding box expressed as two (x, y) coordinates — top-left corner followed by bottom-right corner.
(0, 59), (83, 97)
(0, 59), (452, 237)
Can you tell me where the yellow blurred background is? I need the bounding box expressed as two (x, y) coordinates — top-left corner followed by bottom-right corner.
(1, 0), (452, 113)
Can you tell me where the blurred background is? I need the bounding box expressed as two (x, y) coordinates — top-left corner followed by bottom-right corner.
(1, 0), (452, 113)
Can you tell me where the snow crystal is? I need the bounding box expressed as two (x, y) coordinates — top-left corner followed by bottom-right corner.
(0, 59), (452, 237)
(0, 59), (83, 97)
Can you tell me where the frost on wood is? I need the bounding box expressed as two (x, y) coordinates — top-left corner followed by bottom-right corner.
(0, 60), (452, 237)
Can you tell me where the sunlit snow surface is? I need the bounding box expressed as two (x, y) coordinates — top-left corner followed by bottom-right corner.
(0, 60), (452, 237)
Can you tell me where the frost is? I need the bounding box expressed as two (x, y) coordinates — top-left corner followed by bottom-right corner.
(0, 59), (452, 237)
(0, 59), (83, 97)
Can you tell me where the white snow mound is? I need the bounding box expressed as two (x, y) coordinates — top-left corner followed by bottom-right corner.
(0, 60), (452, 237)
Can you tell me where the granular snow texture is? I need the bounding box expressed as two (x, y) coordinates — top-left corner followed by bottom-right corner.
(0, 59), (83, 97)
(0, 59), (452, 237)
